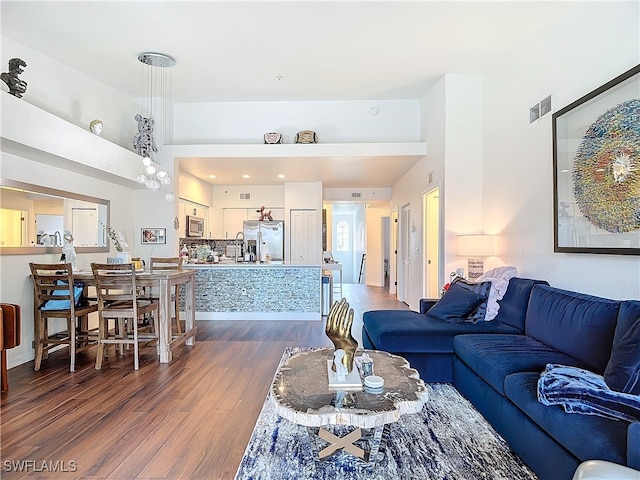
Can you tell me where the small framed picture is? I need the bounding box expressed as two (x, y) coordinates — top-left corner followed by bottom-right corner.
(141, 228), (166, 244)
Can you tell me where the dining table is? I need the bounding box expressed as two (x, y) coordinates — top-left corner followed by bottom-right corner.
(73, 268), (197, 363)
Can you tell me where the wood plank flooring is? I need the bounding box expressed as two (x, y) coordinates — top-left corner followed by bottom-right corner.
(1, 284), (408, 480)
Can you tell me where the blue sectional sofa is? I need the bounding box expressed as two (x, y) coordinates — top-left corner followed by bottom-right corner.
(362, 278), (640, 480)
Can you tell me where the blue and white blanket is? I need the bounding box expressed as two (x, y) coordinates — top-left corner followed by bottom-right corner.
(537, 364), (640, 422)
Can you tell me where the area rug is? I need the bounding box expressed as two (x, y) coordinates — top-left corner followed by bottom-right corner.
(235, 347), (538, 480)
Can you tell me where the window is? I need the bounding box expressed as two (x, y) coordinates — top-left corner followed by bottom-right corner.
(336, 221), (349, 252)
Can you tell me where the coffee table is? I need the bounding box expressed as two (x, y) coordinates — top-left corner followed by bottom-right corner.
(270, 348), (428, 462)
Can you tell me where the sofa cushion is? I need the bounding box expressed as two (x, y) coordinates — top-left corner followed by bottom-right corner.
(492, 278), (549, 331)
(362, 310), (521, 354)
(451, 277), (492, 322)
(453, 334), (588, 396)
(504, 372), (629, 466)
(604, 300), (640, 394)
(426, 283), (487, 323)
(524, 285), (620, 373)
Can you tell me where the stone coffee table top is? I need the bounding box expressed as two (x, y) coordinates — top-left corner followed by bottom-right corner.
(270, 348), (428, 428)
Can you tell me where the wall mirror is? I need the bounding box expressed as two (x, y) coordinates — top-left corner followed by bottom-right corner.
(0, 178), (110, 255)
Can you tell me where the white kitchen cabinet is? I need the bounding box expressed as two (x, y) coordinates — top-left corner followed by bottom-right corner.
(208, 207), (224, 238)
(224, 208), (248, 238)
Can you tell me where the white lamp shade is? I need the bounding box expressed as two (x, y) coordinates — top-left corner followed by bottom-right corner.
(457, 234), (496, 257)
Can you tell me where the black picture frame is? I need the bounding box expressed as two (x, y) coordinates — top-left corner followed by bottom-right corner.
(141, 228), (166, 244)
(552, 64), (640, 255)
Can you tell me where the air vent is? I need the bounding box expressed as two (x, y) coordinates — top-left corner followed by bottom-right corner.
(351, 192), (362, 198)
(240, 193), (251, 200)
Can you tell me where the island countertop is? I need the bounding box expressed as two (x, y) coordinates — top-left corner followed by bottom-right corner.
(183, 262), (325, 321)
(183, 261), (322, 268)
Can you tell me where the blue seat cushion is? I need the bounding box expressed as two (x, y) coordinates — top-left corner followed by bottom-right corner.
(453, 334), (588, 396)
(492, 278), (549, 330)
(604, 300), (640, 394)
(362, 310), (521, 354)
(504, 372), (629, 465)
(525, 285), (620, 373)
(40, 280), (84, 311)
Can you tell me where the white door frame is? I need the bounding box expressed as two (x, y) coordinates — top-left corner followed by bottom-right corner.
(422, 185), (441, 299)
(398, 203), (411, 304)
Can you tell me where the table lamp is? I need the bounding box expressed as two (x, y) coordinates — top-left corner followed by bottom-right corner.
(457, 234), (496, 280)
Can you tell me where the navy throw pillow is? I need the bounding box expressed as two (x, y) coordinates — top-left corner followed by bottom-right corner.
(604, 301), (640, 394)
(427, 283), (487, 323)
(40, 280), (84, 311)
(452, 277), (492, 322)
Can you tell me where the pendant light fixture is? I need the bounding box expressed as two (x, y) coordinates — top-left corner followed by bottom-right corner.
(135, 52), (176, 201)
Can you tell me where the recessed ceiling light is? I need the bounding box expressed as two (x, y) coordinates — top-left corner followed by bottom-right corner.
(278, 174), (285, 178)
(242, 174), (250, 179)
(209, 175), (216, 179)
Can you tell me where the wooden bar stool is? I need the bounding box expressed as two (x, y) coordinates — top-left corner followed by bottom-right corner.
(150, 257), (183, 334)
(29, 263), (98, 373)
(91, 262), (159, 370)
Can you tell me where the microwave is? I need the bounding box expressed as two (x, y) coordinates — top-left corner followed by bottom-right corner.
(186, 215), (204, 237)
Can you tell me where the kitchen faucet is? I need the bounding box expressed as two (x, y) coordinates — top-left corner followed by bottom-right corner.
(53, 231), (62, 247)
(234, 231), (244, 263)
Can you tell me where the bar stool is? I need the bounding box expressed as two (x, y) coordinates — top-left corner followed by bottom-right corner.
(29, 262), (98, 372)
(91, 262), (159, 370)
(150, 257), (183, 334)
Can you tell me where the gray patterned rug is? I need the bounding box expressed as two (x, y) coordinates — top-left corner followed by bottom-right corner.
(235, 349), (538, 480)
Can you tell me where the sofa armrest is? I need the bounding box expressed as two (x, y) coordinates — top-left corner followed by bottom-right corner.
(419, 298), (438, 314)
(629, 422), (640, 470)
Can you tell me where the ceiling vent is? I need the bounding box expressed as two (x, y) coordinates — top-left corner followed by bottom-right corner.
(240, 193), (251, 200)
(351, 192), (362, 198)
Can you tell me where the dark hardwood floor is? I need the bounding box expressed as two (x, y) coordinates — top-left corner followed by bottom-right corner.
(1, 284), (408, 480)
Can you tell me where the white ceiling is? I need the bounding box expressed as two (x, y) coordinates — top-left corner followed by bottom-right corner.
(1, 1), (584, 189)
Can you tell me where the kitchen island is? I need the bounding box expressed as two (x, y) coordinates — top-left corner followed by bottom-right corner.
(183, 262), (323, 321)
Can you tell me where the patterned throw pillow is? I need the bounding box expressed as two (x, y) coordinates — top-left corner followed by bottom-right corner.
(452, 278), (492, 323)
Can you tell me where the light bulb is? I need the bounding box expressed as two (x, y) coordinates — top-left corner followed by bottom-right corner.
(145, 164), (157, 175)
(136, 174), (147, 184)
(160, 175), (171, 185)
(142, 156), (152, 166)
(146, 179), (160, 190)
(165, 192), (175, 202)
(156, 170), (168, 179)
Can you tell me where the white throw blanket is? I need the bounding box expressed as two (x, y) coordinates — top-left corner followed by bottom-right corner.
(476, 266), (518, 321)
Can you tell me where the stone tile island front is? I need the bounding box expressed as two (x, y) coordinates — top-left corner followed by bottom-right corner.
(183, 263), (322, 320)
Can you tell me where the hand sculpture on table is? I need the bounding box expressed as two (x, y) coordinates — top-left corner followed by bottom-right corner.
(326, 298), (358, 373)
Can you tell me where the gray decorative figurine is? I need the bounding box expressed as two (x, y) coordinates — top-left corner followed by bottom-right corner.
(1, 58), (28, 98)
(133, 114), (157, 158)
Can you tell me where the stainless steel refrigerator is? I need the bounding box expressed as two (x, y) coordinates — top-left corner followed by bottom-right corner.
(243, 220), (284, 262)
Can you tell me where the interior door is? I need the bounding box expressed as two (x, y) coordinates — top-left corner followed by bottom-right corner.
(72, 208), (98, 246)
(423, 187), (441, 299)
(290, 209), (317, 263)
(399, 203), (410, 304)
(389, 207), (398, 295)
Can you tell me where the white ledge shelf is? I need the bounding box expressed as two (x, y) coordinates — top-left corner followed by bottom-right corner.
(1, 92), (142, 187)
(172, 141), (427, 159)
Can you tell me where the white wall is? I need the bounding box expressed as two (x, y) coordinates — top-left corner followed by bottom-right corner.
(1, 37), (139, 149)
(393, 2), (640, 310)
(481, 2), (639, 299)
(174, 100), (420, 144)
